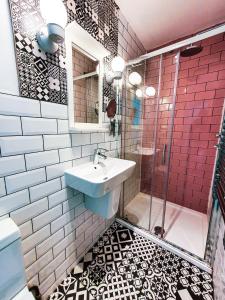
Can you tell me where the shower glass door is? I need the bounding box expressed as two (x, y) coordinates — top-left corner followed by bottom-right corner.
(122, 51), (180, 238)
(146, 52), (180, 237)
(122, 62), (149, 229)
(122, 34), (225, 260)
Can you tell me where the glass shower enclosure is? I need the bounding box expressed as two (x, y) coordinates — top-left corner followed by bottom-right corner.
(122, 50), (180, 236)
(119, 34), (224, 261)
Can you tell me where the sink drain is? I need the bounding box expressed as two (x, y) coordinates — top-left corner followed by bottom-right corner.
(103, 177), (108, 180)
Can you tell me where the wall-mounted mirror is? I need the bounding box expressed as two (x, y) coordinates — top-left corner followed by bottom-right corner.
(72, 47), (99, 124)
(66, 21), (110, 132)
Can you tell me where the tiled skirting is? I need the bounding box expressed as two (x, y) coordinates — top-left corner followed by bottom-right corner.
(49, 221), (213, 300)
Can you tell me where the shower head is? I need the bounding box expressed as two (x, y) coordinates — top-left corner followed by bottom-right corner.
(180, 44), (203, 57)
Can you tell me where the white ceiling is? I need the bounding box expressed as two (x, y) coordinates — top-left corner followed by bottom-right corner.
(116, 0), (225, 51)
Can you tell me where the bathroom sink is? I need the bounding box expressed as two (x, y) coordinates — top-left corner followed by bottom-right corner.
(65, 157), (136, 198)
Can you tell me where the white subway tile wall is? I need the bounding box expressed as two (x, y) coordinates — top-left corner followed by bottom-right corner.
(5, 168), (46, 193)
(46, 162), (72, 180)
(0, 155), (26, 176)
(24, 249), (36, 269)
(0, 136), (43, 156)
(57, 119), (69, 134)
(29, 178), (62, 202)
(59, 147), (81, 162)
(0, 178), (6, 197)
(44, 134), (71, 150)
(0, 115), (22, 136)
(11, 198), (48, 225)
(0, 11), (145, 299)
(25, 150), (60, 170)
(0, 189), (30, 215)
(36, 229), (65, 259)
(48, 188), (74, 209)
(0, 94), (41, 117)
(19, 221), (33, 240)
(21, 117), (58, 135)
(40, 102), (68, 119)
(32, 205), (62, 232)
(71, 133), (90, 146)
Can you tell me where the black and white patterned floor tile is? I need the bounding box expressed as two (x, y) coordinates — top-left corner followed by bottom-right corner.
(49, 222), (213, 300)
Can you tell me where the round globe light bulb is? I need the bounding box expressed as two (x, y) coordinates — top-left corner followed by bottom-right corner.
(40, 0), (68, 28)
(111, 56), (125, 72)
(129, 72), (142, 86)
(136, 89), (143, 98)
(145, 86), (156, 97)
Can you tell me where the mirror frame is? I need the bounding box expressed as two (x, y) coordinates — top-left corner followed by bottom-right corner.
(65, 21), (110, 132)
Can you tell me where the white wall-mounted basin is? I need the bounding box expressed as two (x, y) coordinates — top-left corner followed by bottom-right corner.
(65, 157), (136, 198)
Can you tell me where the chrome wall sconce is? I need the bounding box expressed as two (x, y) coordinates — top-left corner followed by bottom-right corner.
(37, 0), (68, 54)
(106, 56), (125, 84)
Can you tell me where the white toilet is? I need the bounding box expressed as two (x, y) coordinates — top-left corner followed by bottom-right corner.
(0, 218), (35, 300)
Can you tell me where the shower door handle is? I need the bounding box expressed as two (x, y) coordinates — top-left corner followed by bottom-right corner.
(162, 144), (167, 165)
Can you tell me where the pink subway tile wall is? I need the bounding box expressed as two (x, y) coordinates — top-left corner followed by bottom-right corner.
(142, 33), (225, 213)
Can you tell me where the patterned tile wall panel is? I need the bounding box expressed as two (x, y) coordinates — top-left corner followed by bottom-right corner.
(9, 0), (119, 105)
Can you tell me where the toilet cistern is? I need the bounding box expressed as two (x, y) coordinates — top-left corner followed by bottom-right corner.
(0, 218), (35, 300)
(93, 147), (108, 165)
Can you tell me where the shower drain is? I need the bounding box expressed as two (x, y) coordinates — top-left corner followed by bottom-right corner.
(154, 226), (165, 236)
